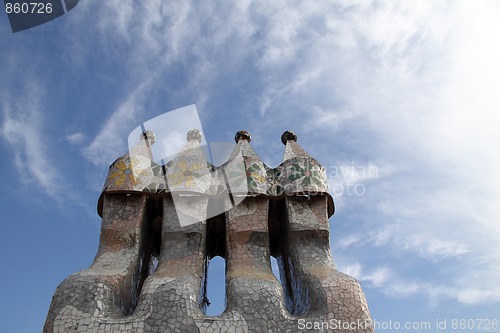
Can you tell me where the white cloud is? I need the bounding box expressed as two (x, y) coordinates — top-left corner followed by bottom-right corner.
(417, 283), (500, 306)
(83, 78), (153, 166)
(0, 83), (62, 199)
(338, 2), (500, 305)
(67, 132), (86, 144)
(342, 263), (392, 289)
(387, 282), (421, 298)
(305, 106), (359, 132)
(342, 262), (362, 278)
(337, 234), (363, 250)
(454, 288), (500, 306)
(405, 235), (470, 260)
(340, 262), (500, 305)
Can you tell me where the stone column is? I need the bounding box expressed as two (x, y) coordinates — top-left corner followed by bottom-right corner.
(141, 195), (208, 332)
(284, 195), (373, 332)
(225, 197), (288, 330)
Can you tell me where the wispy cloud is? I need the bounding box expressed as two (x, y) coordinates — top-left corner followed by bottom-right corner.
(342, 263), (392, 289)
(272, 0), (500, 306)
(67, 132), (86, 145)
(341, 261), (500, 305)
(0, 83), (62, 199)
(83, 78), (153, 167)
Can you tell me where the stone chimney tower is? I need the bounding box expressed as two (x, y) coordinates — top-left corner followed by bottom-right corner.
(44, 130), (373, 333)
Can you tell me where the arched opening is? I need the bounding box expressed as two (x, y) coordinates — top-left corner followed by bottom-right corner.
(204, 255), (226, 316)
(204, 202), (227, 316)
(145, 213), (162, 276)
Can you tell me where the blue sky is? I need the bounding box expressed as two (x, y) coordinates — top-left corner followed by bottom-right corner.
(1, 1), (500, 332)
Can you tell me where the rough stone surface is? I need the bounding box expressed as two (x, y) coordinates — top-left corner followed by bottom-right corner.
(44, 130), (374, 333)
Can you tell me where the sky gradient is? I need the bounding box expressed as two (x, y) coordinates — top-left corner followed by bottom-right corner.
(1, 1), (499, 332)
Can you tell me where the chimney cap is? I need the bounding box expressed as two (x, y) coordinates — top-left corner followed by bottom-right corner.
(187, 129), (203, 142)
(281, 130), (297, 145)
(140, 130), (156, 145)
(235, 130), (251, 143)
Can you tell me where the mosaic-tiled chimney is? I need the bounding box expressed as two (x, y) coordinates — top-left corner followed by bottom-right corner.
(44, 130), (373, 333)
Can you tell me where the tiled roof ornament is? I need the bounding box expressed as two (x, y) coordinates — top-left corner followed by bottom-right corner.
(98, 130), (163, 214)
(226, 130), (269, 195)
(164, 128), (212, 195)
(279, 130), (334, 216)
(98, 129), (334, 217)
